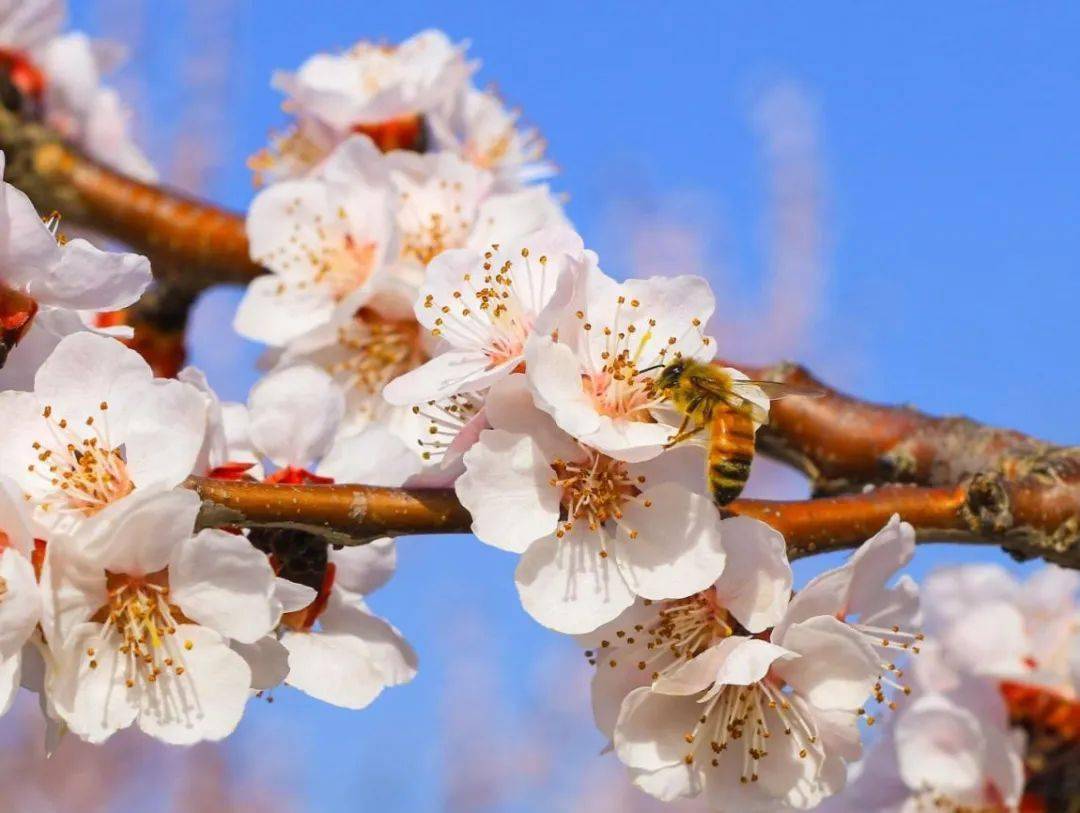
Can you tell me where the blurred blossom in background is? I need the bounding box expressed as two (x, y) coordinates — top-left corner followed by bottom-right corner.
(4, 1), (1075, 811)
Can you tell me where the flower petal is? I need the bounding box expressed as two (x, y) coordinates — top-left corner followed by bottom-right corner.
(232, 636), (290, 691)
(329, 538), (396, 598)
(50, 622), (139, 744)
(248, 365), (346, 468)
(712, 516), (792, 633)
(772, 615), (880, 712)
(283, 594), (416, 709)
(170, 529), (280, 644)
(515, 526), (635, 634)
(457, 429), (561, 553)
(613, 483), (726, 601)
(136, 624), (252, 745)
(28, 238), (151, 311)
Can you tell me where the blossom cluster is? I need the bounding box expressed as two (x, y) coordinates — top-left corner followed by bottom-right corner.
(0, 0), (155, 180)
(0, 17), (1075, 813)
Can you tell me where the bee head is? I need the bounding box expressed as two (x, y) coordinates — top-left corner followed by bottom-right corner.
(655, 359), (685, 390)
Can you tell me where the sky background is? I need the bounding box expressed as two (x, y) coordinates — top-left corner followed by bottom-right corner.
(28, 2), (1080, 811)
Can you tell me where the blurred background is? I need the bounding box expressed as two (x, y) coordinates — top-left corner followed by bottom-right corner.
(3, 2), (1078, 810)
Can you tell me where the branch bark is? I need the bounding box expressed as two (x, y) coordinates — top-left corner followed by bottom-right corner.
(0, 109), (259, 286)
(186, 474), (1080, 569)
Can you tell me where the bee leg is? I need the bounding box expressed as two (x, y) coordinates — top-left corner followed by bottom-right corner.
(665, 420), (703, 448)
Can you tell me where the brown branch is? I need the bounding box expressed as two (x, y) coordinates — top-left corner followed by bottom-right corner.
(185, 472), (1080, 569)
(730, 360), (1066, 495)
(0, 109), (259, 286)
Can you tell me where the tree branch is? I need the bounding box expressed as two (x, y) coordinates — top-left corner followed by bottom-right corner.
(0, 109), (259, 286)
(185, 471), (1080, 569)
(729, 360), (1066, 495)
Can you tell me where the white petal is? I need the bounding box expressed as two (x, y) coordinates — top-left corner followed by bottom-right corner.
(613, 685), (702, 774)
(772, 616), (880, 711)
(28, 238), (151, 311)
(283, 594), (416, 709)
(705, 637), (797, 693)
(0, 549), (40, 660)
(712, 516), (793, 633)
(329, 538), (396, 598)
(170, 529), (280, 644)
(39, 535), (106, 648)
(0, 652), (19, 717)
(0, 178), (63, 292)
(589, 651), (653, 741)
(274, 577), (318, 613)
(456, 429), (560, 553)
(316, 427), (421, 486)
(895, 694), (986, 798)
(483, 373), (580, 461)
(0, 475), (34, 556)
(82, 487), (201, 576)
(248, 365), (345, 468)
(514, 527), (636, 634)
(49, 623), (139, 744)
(232, 636), (290, 691)
(524, 337), (601, 438)
(846, 515), (915, 617)
(613, 483), (726, 601)
(233, 274), (335, 346)
(382, 349), (514, 405)
(123, 378), (208, 489)
(34, 331), (150, 422)
(136, 624), (252, 745)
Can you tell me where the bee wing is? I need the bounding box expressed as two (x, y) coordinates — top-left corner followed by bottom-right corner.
(738, 380), (826, 400)
(689, 375), (772, 425)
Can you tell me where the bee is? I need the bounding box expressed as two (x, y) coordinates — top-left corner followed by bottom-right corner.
(652, 359), (822, 506)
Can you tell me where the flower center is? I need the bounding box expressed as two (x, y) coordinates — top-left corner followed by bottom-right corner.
(260, 207), (378, 302)
(412, 392), (482, 463)
(586, 592), (819, 785)
(29, 402), (135, 517)
(397, 181), (476, 267)
(327, 311), (425, 416)
(425, 246), (548, 368)
(92, 570), (191, 688)
(549, 451), (641, 539)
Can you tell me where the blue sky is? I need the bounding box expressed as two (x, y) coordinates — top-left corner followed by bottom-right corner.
(62, 3), (1080, 810)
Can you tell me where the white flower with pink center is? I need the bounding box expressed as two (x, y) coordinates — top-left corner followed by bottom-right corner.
(0, 332), (206, 535)
(233, 154), (396, 347)
(42, 488), (288, 744)
(278, 30), (469, 136)
(455, 374), (728, 633)
(915, 563), (1079, 699)
(428, 86), (555, 190)
(525, 265), (716, 463)
(382, 226), (586, 406)
(818, 688), (1025, 813)
(598, 520), (915, 810)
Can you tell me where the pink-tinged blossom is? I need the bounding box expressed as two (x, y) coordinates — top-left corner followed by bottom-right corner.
(0, 333), (206, 536)
(525, 266), (716, 463)
(456, 374), (728, 634)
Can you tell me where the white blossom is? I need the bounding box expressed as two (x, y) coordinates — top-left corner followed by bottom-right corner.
(593, 519), (918, 809)
(0, 332), (206, 535)
(42, 488), (285, 744)
(456, 374), (728, 633)
(525, 265), (716, 463)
